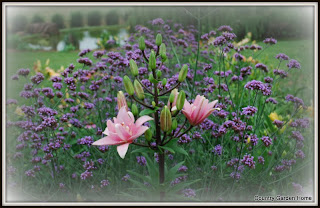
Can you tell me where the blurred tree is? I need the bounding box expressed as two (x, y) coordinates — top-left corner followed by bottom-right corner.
(88, 11), (102, 26)
(31, 14), (45, 23)
(51, 14), (65, 29)
(105, 10), (119, 25)
(70, 12), (84, 27)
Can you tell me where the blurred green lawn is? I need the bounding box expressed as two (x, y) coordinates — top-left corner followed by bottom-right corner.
(5, 39), (314, 104)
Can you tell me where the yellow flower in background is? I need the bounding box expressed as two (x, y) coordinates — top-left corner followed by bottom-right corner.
(45, 59), (50, 67)
(76, 99), (80, 104)
(246, 56), (253, 62)
(33, 59), (62, 79)
(233, 32), (252, 47)
(208, 37), (215, 46)
(58, 66), (64, 73)
(268, 112), (283, 122)
(14, 107), (25, 116)
(242, 55), (247, 62)
(45, 67), (60, 78)
(34, 60), (42, 73)
(246, 56), (259, 64)
(247, 136), (251, 144)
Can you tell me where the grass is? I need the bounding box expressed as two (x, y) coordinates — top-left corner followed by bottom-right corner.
(244, 39), (314, 106)
(6, 51), (79, 101)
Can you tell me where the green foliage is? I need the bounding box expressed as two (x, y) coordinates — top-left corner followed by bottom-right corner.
(125, 153), (200, 201)
(139, 108), (157, 117)
(51, 14), (65, 29)
(7, 34), (31, 50)
(98, 30), (119, 49)
(70, 12), (84, 27)
(105, 10), (119, 25)
(87, 11), (102, 26)
(61, 43), (76, 52)
(31, 14), (45, 23)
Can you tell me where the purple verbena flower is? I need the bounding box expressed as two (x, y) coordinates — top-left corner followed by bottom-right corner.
(212, 144), (223, 156)
(287, 59), (301, 69)
(18, 68), (30, 76)
(275, 53), (289, 60)
(241, 106), (258, 117)
(136, 156), (147, 166)
(241, 154), (255, 169)
(218, 25), (233, 32)
(101, 179), (110, 188)
(263, 37), (277, 45)
(178, 165), (188, 172)
(261, 136), (272, 147)
(182, 188), (196, 198)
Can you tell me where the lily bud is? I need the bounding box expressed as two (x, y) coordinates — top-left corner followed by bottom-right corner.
(129, 59), (139, 77)
(176, 90), (186, 111)
(169, 91), (176, 103)
(156, 33), (162, 46)
(156, 70), (162, 78)
(134, 79), (145, 100)
(148, 73), (158, 84)
(162, 78), (167, 86)
(168, 89), (179, 111)
(117, 91), (128, 111)
(159, 43), (166, 56)
(145, 129), (152, 141)
(127, 100), (132, 108)
(161, 54), (167, 62)
(131, 103), (138, 116)
(123, 76), (134, 96)
(178, 64), (188, 82)
(160, 106), (172, 132)
(139, 36), (145, 51)
(172, 119), (178, 130)
(149, 50), (156, 70)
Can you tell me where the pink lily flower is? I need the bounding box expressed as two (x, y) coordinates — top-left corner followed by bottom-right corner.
(182, 95), (220, 126)
(92, 107), (153, 159)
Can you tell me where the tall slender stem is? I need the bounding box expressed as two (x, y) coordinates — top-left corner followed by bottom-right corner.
(191, 10), (201, 99)
(151, 61), (165, 200)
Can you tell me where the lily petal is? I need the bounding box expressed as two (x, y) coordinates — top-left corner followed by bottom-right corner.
(117, 143), (130, 159)
(130, 126), (149, 141)
(92, 136), (123, 146)
(135, 115), (153, 127)
(115, 124), (131, 141)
